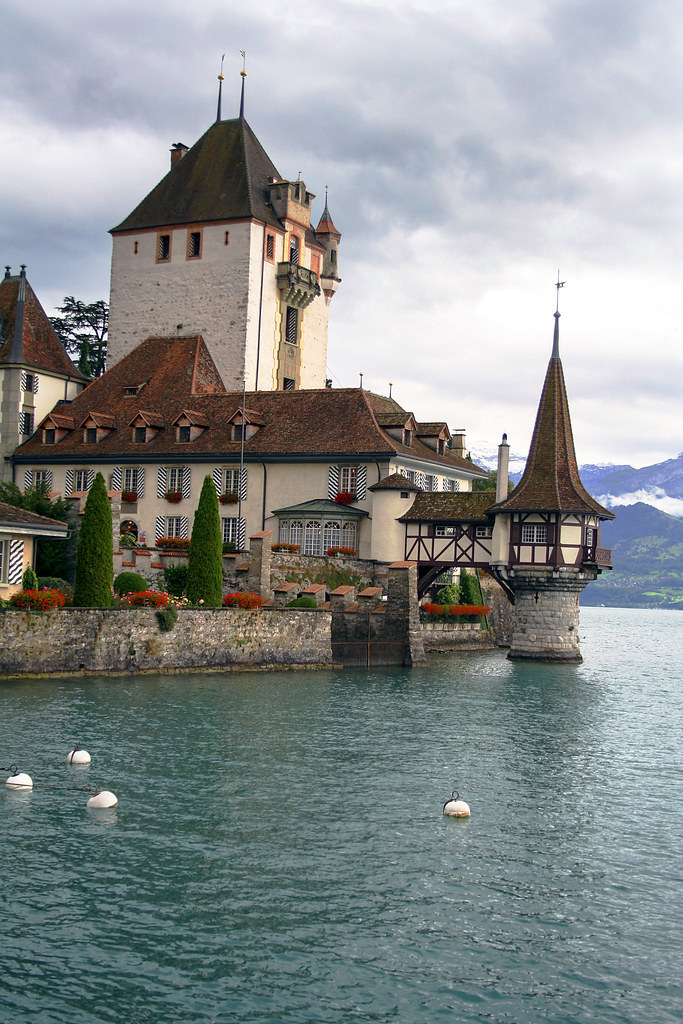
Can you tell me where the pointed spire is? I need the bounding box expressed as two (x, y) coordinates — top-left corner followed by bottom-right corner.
(239, 50), (247, 119)
(216, 54), (225, 123)
(552, 270), (565, 359)
(315, 186), (341, 238)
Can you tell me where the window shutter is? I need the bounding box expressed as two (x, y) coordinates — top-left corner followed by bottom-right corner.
(86, 470), (95, 490)
(111, 466), (122, 491)
(157, 466), (167, 498)
(239, 469), (247, 500)
(137, 466), (145, 498)
(237, 517), (246, 551)
(212, 467), (222, 494)
(33, 375), (39, 394)
(24, 470), (33, 490)
(328, 465), (340, 501)
(356, 466), (367, 500)
(45, 470), (52, 489)
(155, 516), (165, 542)
(8, 539), (24, 585)
(65, 469), (74, 496)
(182, 467), (191, 499)
(179, 515), (189, 539)
(21, 372), (28, 391)
(416, 471), (426, 490)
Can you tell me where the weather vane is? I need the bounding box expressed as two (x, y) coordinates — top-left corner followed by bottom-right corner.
(555, 270), (566, 313)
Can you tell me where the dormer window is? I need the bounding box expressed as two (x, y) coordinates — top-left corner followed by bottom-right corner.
(438, 439), (445, 455)
(85, 427), (97, 444)
(43, 428), (56, 445)
(403, 428), (412, 447)
(134, 426), (147, 444)
(178, 425), (191, 443)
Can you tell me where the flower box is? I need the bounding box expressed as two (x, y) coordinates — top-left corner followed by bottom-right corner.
(155, 536), (190, 553)
(121, 491), (138, 503)
(272, 543), (300, 553)
(219, 492), (238, 505)
(165, 490), (182, 503)
(334, 491), (356, 505)
(326, 546), (357, 558)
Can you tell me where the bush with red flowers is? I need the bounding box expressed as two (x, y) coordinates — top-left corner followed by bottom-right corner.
(222, 592), (264, 609)
(121, 490), (138, 503)
(118, 589), (171, 608)
(272, 542), (300, 552)
(334, 491), (356, 505)
(421, 602), (490, 623)
(155, 537), (190, 552)
(164, 491), (182, 503)
(9, 588), (68, 611)
(326, 546), (357, 557)
(219, 492), (238, 504)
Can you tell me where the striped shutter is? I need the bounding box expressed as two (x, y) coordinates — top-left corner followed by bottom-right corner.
(8, 540), (24, 585)
(86, 470), (95, 490)
(182, 467), (191, 499)
(416, 471), (426, 490)
(212, 467), (222, 494)
(328, 465), (340, 500)
(137, 466), (145, 498)
(111, 466), (122, 491)
(21, 372), (28, 391)
(237, 517), (246, 551)
(44, 470), (53, 489)
(239, 469), (247, 500)
(24, 470), (33, 490)
(65, 469), (74, 496)
(33, 375), (39, 394)
(155, 516), (165, 542)
(157, 466), (167, 498)
(356, 465), (367, 500)
(179, 515), (189, 539)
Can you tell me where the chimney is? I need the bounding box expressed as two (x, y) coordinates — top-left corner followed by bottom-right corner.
(451, 430), (466, 458)
(170, 142), (189, 168)
(496, 433), (510, 502)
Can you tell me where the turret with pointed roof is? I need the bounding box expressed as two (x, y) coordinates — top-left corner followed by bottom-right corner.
(108, 92), (340, 394)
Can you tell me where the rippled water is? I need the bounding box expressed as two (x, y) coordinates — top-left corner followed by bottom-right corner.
(1, 607), (681, 1023)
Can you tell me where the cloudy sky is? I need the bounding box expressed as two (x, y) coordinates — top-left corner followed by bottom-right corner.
(2, 0), (682, 469)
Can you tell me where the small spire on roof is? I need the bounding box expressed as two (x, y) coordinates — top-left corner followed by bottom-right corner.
(239, 50), (247, 118)
(216, 54), (225, 123)
(553, 271), (565, 359)
(4, 266), (10, 279)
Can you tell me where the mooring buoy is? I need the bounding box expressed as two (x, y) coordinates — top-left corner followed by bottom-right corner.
(67, 746), (91, 765)
(443, 791), (470, 817)
(86, 789), (118, 809)
(5, 767), (33, 790)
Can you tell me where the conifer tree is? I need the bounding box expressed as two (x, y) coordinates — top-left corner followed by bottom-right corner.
(186, 475), (223, 606)
(73, 472), (113, 606)
(459, 568), (480, 606)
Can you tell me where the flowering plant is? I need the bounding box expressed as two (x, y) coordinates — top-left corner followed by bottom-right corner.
(164, 490), (182, 503)
(334, 491), (356, 505)
(9, 588), (68, 610)
(222, 592), (264, 609)
(155, 537), (190, 552)
(326, 546), (357, 557)
(119, 589), (170, 608)
(219, 492), (238, 504)
(272, 542), (300, 552)
(421, 602), (490, 622)
(121, 490), (138, 503)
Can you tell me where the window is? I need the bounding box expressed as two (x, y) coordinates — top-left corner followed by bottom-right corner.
(265, 234), (275, 261)
(166, 517), (185, 538)
(285, 520), (303, 548)
(224, 230), (230, 245)
(124, 468), (139, 493)
(21, 412), (34, 435)
(425, 474), (437, 491)
(134, 241), (139, 254)
(289, 236), (300, 264)
(586, 527), (596, 547)
(304, 520), (322, 556)
(401, 469), (416, 483)
(23, 374), (35, 393)
(177, 425), (191, 443)
(339, 467), (357, 494)
(438, 439), (445, 455)
(435, 525), (456, 537)
(445, 479), (460, 492)
(341, 522), (357, 550)
(123, 387), (138, 397)
(283, 377), (295, 391)
(522, 524), (547, 544)
(222, 518), (239, 546)
(187, 230), (201, 259)
(232, 424), (246, 441)
(403, 428), (412, 446)
(0, 538), (6, 583)
(323, 521), (341, 551)
(168, 467), (184, 493)
(157, 234), (171, 261)
(223, 468), (240, 495)
(285, 306), (298, 344)
(43, 428), (56, 445)
(134, 426), (147, 444)
(476, 525), (493, 538)
(74, 470), (89, 492)
(85, 427), (97, 444)
(34, 470), (49, 487)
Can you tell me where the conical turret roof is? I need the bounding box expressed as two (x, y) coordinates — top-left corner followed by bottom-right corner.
(491, 312), (614, 518)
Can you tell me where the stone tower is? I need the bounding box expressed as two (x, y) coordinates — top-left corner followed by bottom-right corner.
(107, 111), (340, 393)
(489, 310), (615, 661)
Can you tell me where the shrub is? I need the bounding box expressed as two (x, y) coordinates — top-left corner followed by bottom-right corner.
(436, 584), (461, 605)
(222, 592), (264, 609)
(155, 605), (179, 632)
(286, 595), (318, 608)
(459, 569), (480, 606)
(222, 541), (236, 554)
(73, 472), (113, 607)
(272, 542), (300, 552)
(163, 562), (188, 597)
(186, 476), (223, 607)
(119, 532), (137, 548)
(38, 577), (72, 598)
(156, 537), (190, 552)
(119, 590), (170, 608)
(9, 588), (67, 611)
(114, 571), (149, 596)
(22, 566), (39, 591)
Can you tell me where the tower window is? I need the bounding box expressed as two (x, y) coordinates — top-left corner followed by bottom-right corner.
(283, 377), (295, 391)
(265, 234), (275, 261)
(522, 524), (548, 544)
(187, 230), (202, 259)
(157, 234), (171, 262)
(285, 306), (298, 345)
(289, 236), (300, 264)
(20, 412), (34, 435)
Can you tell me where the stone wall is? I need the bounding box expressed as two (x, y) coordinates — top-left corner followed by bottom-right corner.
(0, 606), (333, 677)
(422, 620), (497, 651)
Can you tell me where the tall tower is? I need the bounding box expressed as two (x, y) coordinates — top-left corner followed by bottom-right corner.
(108, 95), (340, 392)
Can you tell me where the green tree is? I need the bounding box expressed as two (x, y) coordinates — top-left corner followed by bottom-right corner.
(471, 469), (514, 494)
(459, 568), (480, 605)
(73, 472), (113, 606)
(50, 296), (108, 379)
(0, 480), (76, 579)
(186, 476), (223, 606)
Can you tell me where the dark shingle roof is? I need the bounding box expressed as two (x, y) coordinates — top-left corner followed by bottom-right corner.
(400, 492), (495, 522)
(369, 473), (421, 492)
(491, 315), (614, 519)
(0, 501), (68, 535)
(0, 272), (86, 380)
(111, 119), (285, 234)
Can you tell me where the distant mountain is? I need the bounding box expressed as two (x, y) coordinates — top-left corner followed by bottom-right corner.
(581, 502), (683, 609)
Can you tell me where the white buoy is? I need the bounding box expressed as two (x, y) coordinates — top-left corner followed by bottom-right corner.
(67, 747), (91, 765)
(5, 769), (33, 790)
(443, 791), (471, 817)
(86, 789), (118, 809)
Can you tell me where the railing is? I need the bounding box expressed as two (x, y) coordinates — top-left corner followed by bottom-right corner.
(276, 262), (321, 308)
(583, 545), (612, 567)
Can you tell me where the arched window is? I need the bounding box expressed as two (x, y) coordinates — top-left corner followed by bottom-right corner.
(304, 520), (322, 555)
(289, 520), (303, 548)
(323, 520), (341, 552)
(342, 522), (357, 550)
(120, 519), (138, 541)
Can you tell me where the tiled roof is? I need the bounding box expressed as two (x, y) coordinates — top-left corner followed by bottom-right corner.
(12, 335), (487, 474)
(491, 315), (614, 519)
(111, 119), (285, 234)
(0, 271), (86, 380)
(271, 498), (369, 517)
(369, 473), (421, 492)
(416, 422), (449, 437)
(315, 199), (341, 240)
(0, 500), (68, 535)
(400, 492), (495, 522)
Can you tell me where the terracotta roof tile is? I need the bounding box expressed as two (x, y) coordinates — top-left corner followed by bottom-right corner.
(0, 272), (86, 380)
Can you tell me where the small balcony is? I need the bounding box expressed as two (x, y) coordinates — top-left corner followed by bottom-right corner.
(277, 262), (321, 309)
(583, 545), (612, 568)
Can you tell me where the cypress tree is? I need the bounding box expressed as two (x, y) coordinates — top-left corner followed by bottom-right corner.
(186, 475), (223, 606)
(73, 471), (113, 606)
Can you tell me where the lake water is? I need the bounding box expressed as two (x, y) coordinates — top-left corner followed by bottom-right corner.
(1, 607), (681, 1024)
